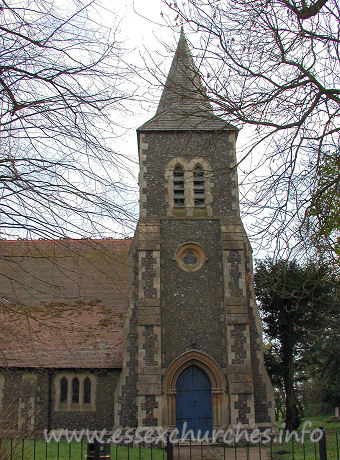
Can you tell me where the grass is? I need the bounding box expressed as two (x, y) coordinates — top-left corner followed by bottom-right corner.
(1, 416), (338, 460)
(0, 439), (166, 460)
(271, 414), (340, 459)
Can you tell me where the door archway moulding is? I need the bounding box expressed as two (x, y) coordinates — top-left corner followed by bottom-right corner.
(164, 350), (227, 428)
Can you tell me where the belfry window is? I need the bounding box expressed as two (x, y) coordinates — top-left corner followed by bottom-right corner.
(173, 166), (185, 208)
(193, 166), (205, 207)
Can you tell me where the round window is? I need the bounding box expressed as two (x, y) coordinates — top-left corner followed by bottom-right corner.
(174, 243), (206, 272)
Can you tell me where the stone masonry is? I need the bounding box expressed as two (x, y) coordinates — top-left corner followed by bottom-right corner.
(115, 32), (275, 430)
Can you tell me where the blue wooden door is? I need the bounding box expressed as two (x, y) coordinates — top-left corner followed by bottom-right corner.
(176, 366), (212, 438)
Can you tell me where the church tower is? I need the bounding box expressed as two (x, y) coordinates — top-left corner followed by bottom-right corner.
(115, 32), (275, 433)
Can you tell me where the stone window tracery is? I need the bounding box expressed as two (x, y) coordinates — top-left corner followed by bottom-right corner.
(54, 373), (96, 412)
(174, 243), (206, 272)
(166, 158), (212, 217)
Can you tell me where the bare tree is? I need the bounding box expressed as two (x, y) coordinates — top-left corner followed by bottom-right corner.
(0, 2), (138, 416)
(0, 0), (138, 239)
(163, 0), (340, 266)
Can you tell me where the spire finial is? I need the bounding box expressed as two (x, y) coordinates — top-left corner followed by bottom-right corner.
(180, 26), (184, 35)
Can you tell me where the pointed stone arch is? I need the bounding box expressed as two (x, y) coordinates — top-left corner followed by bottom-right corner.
(165, 158), (213, 217)
(188, 159), (213, 217)
(165, 157), (188, 217)
(164, 350), (228, 428)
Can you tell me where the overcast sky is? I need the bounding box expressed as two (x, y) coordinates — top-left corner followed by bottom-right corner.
(96, 1), (271, 257)
(103, 0), (181, 159)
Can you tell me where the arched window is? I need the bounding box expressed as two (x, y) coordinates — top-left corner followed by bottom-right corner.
(173, 166), (185, 208)
(60, 377), (68, 403)
(55, 374), (96, 411)
(72, 377), (79, 403)
(83, 377), (92, 404)
(193, 165), (205, 207)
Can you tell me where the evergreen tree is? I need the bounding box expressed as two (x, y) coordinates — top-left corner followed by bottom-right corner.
(255, 259), (339, 430)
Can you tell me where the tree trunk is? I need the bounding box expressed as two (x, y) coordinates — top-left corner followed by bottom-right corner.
(284, 354), (297, 431)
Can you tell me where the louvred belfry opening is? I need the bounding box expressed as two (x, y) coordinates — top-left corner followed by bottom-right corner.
(193, 165), (205, 207)
(174, 166), (185, 207)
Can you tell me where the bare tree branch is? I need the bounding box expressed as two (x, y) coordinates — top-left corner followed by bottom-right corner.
(162, 0), (339, 267)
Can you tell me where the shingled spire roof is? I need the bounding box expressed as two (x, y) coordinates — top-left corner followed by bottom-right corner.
(138, 31), (236, 131)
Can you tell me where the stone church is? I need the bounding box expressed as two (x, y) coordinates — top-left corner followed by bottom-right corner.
(0, 32), (275, 436)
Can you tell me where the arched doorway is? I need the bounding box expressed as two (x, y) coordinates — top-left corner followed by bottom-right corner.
(164, 350), (227, 429)
(176, 365), (212, 437)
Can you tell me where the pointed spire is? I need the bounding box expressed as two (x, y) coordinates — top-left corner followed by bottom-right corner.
(155, 30), (212, 116)
(138, 32), (235, 131)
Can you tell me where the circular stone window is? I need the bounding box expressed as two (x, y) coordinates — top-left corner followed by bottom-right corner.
(174, 243), (206, 272)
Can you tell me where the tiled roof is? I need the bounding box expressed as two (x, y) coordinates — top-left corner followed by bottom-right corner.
(0, 305), (124, 368)
(138, 32), (237, 132)
(0, 238), (131, 368)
